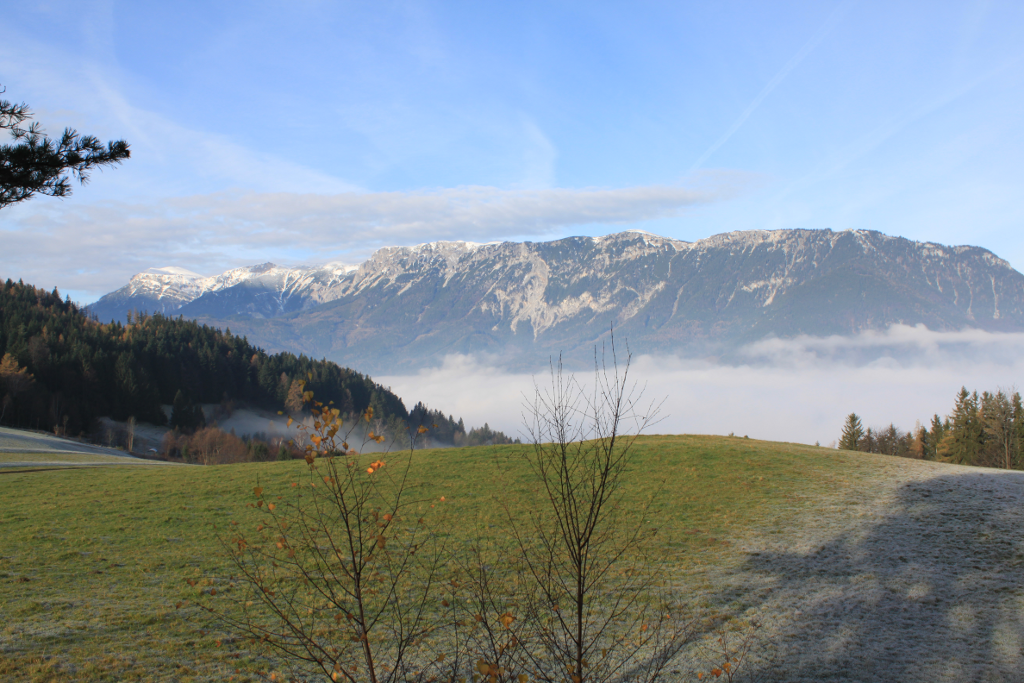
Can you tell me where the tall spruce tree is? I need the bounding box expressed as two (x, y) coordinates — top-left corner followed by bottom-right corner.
(839, 412), (864, 451)
(982, 390), (1019, 469)
(1013, 392), (1024, 464)
(928, 414), (946, 460)
(939, 387), (983, 465)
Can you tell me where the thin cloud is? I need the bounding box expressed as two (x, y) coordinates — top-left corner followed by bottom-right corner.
(689, 1), (852, 172)
(740, 324), (1024, 368)
(1, 178), (744, 297)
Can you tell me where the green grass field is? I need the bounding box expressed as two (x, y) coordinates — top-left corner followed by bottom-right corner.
(0, 436), (867, 681)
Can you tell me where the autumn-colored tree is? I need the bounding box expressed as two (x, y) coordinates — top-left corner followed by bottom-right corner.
(907, 422), (927, 459)
(838, 388), (1024, 471)
(208, 388), (452, 682)
(938, 388), (984, 465)
(214, 336), (700, 682)
(284, 378), (306, 415)
(0, 352), (33, 424)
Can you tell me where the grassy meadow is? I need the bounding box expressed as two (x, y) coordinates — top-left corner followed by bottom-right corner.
(1, 436), (872, 681)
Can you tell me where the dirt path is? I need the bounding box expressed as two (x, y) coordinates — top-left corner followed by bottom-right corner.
(694, 457), (1024, 682)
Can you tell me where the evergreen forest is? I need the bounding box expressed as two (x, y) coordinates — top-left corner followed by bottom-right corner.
(839, 386), (1024, 469)
(0, 279), (515, 448)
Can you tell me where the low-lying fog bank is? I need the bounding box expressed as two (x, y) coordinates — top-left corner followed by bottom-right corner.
(379, 326), (1024, 446)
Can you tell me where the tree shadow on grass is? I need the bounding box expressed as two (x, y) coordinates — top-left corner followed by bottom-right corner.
(723, 470), (1024, 683)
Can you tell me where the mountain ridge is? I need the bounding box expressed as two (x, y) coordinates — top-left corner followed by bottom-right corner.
(88, 228), (1024, 372)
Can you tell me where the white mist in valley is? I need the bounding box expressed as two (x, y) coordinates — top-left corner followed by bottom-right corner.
(379, 325), (1024, 446)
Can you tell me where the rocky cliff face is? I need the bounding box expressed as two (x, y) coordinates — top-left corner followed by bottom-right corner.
(89, 229), (1024, 372)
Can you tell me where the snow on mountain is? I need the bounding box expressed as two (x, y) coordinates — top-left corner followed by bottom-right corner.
(88, 229), (1024, 372)
(144, 266), (203, 277)
(89, 261), (359, 321)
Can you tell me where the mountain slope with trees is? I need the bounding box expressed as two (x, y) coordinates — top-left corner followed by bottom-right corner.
(0, 278), (509, 446)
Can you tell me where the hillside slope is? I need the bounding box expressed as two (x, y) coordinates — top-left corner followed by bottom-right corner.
(2, 438), (1022, 681)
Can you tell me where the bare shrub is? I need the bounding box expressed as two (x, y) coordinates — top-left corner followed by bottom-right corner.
(212, 342), (707, 682)
(453, 340), (690, 683)
(207, 393), (451, 682)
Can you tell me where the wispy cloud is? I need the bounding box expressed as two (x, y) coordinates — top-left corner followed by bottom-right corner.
(0, 177), (744, 298)
(0, 29), (357, 199)
(688, 1), (852, 172)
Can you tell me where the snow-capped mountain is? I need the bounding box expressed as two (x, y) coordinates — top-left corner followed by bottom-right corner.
(89, 229), (1024, 372)
(89, 262), (358, 322)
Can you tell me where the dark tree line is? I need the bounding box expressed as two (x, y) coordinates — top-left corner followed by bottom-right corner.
(0, 279), (414, 437)
(839, 386), (1024, 469)
(407, 401), (519, 446)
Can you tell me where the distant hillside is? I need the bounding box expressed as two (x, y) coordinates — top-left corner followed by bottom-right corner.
(89, 229), (1024, 372)
(0, 280), (473, 441)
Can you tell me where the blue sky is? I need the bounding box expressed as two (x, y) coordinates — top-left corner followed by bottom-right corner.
(3, 0), (1023, 303)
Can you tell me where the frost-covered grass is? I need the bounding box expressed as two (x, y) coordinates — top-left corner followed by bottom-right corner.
(0, 452), (173, 465)
(696, 456), (1024, 682)
(2, 437), (1022, 681)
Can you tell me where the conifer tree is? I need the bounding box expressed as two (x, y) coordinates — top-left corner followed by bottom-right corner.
(1, 86), (130, 208)
(1013, 392), (1024, 461)
(908, 422), (928, 459)
(982, 389), (1019, 469)
(839, 412), (864, 451)
(928, 414), (946, 460)
(939, 387), (984, 465)
(0, 353), (33, 424)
